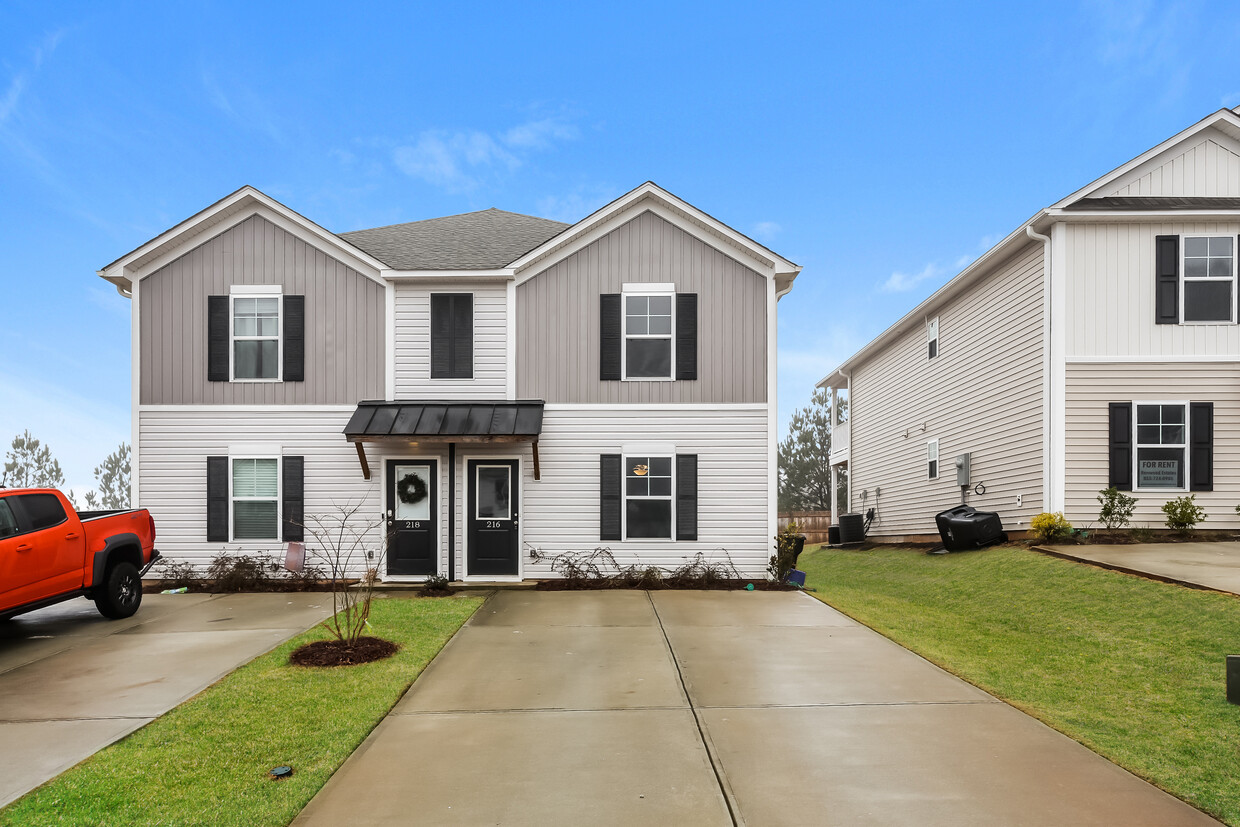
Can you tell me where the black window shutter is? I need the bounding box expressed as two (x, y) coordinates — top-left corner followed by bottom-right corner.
(207, 456), (229, 541)
(1155, 235), (1179, 325)
(1189, 402), (1214, 492)
(208, 296), (229, 381)
(431, 294), (452, 378)
(600, 454), (621, 541)
(600, 294), (622, 381)
(1108, 403), (1132, 491)
(453, 294), (473, 378)
(675, 454), (698, 541)
(676, 293), (698, 381)
(282, 456), (305, 541)
(283, 295), (305, 382)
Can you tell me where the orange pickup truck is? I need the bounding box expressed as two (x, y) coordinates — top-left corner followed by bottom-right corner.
(0, 489), (159, 621)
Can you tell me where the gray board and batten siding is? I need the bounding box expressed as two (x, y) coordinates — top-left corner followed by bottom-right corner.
(516, 210), (768, 404)
(140, 214), (385, 405)
(848, 241), (1045, 536)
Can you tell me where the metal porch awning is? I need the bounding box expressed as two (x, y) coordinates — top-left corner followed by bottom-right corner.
(343, 400), (545, 480)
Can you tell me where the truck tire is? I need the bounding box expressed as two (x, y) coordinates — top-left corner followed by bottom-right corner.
(95, 562), (142, 619)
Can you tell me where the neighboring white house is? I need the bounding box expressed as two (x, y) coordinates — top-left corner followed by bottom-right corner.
(819, 108), (1240, 539)
(99, 183), (799, 580)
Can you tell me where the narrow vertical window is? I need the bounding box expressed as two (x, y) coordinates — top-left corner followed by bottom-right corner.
(232, 296), (281, 380)
(927, 316), (939, 359)
(927, 439), (939, 480)
(431, 293), (474, 378)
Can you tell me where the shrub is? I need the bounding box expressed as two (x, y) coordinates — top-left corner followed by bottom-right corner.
(206, 551), (279, 592)
(1030, 512), (1073, 543)
(768, 521), (803, 582)
(1097, 486), (1138, 530)
(1162, 495), (1206, 532)
(154, 557), (199, 589)
(419, 573), (452, 596)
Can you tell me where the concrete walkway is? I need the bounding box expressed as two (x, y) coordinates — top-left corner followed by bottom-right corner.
(0, 592), (331, 807)
(293, 590), (1218, 826)
(1043, 541), (1240, 596)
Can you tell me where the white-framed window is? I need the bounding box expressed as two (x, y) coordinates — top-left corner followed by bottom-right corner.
(475, 464), (512, 520)
(927, 439), (939, 480)
(231, 287), (282, 381)
(231, 457), (280, 540)
(623, 455), (674, 538)
(927, 316), (939, 359)
(1181, 236), (1235, 323)
(1134, 402), (1188, 491)
(622, 285), (675, 380)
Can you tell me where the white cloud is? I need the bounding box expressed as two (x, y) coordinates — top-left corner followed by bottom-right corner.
(753, 221), (781, 242)
(881, 262), (943, 293)
(535, 183), (616, 223)
(199, 65), (284, 143)
(0, 29), (63, 125)
(392, 116), (580, 193)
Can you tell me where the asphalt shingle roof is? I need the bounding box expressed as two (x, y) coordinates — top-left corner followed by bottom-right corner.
(339, 208), (569, 270)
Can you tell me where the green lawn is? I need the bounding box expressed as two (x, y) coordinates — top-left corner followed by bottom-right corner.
(799, 545), (1240, 825)
(0, 594), (483, 827)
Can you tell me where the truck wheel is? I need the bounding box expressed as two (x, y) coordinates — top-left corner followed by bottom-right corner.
(95, 562), (142, 619)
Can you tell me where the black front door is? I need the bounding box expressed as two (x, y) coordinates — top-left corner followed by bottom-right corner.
(467, 459), (519, 577)
(386, 460), (438, 576)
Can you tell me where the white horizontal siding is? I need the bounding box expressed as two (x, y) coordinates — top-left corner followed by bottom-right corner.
(1064, 362), (1240, 528)
(849, 242), (1045, 536)
(394, 282), (507, 399)
(522, 407), (771, 578)
(1064, 221), (1240, 358)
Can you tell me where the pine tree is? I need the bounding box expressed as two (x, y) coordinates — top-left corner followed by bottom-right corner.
(778, 389), (846, 512)
(93, 444), (131, 509)
(2, 431), (67, 491)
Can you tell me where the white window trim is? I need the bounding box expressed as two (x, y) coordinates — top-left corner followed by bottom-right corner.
(620, 452), (677, 541)
(228, 455), (282, 542)
(229, 288), (283, 383)
(927, 438), (939, 480)
(927, 316), (939, 359)
(620, 287), (676, 382)
(473, 463), (513, 521)
(1179, 234), (1236, 325)
(429, 291), (476, 380)
(1132, 399), (1190, 494)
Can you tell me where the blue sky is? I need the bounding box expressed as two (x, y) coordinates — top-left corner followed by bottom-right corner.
(3, 1), (1240, 496)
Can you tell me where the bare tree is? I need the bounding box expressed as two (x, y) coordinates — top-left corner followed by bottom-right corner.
(92, 443), (131, 509)
(300, 502), (388, 646)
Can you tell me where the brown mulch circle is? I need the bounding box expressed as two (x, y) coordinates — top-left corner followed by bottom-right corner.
(535, 579), (798, 591)
(289, 637), (399, 667)
(418, 586), (455, 597)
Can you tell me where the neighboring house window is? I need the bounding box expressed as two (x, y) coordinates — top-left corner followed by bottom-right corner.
(431, 293), (473, 379)
(927, 316), (939, 359)
(1134, 403), (1187, 490)
(232, 295), (281, 380)
(232, 458), (280, 539)
(927, 439), (939, 480)
(625, 455), (673, 538)
(623, 291), (674, 380)
(1182, 236), (1234, 323)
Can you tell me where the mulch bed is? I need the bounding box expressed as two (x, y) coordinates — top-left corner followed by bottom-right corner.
(288, 637), (399, 667)
(143, 580), (356, 595)
(535, 579), (798, 591)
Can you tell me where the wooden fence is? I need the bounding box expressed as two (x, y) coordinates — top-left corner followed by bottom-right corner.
(778, 510), (832, 544)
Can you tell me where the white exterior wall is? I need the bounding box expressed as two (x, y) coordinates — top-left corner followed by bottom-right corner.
(393, 281), (507, 399)
(1064, 362), (1240, 528)
(1064, 221), (1240, 357)
(521, 406), (771, 577)
(848, 243), (1045, 536)
(1103, 128), (1240, 197)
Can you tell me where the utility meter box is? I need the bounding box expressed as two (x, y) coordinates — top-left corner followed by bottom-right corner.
(955, 453), (971, 487)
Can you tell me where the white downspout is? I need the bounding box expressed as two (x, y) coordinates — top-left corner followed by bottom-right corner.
(1026, 224), (1055, 516)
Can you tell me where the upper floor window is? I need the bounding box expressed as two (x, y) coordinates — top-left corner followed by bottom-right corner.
(927, 316), (939, 359)
(232, 293), (281, 380)
(1182, 236), (1234, 323)
(624, 291), (674, 380)
(927, 439), (939, 480)
(431, 293), (473, 379)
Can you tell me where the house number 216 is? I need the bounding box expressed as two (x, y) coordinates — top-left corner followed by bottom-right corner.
(484, 520), (503, 529)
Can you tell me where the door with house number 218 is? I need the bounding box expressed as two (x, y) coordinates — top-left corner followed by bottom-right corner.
(386, 460), (437, 576)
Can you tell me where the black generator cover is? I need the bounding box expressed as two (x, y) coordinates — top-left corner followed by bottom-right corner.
(935, 506), (1007, 552)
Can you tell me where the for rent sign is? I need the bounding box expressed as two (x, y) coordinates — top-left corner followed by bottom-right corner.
(1138, 459), (1180, 488)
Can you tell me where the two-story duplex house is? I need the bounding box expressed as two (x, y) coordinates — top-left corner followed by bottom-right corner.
(98, 183), (800, 580)
(819, 108), (1240, 539)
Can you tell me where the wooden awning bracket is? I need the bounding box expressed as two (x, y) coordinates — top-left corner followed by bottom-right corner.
(355, 442), (371, 480)
(532, 440), (541, 481)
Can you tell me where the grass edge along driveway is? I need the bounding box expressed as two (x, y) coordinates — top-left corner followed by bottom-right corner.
(0, 594), (484, 827)
(799, 545), (1240, 826)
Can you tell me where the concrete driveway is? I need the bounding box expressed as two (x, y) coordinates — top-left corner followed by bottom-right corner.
(292, 590), (1218, 826)
(0, 592), (332, 807)
(1043, 541), (1240, 596)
